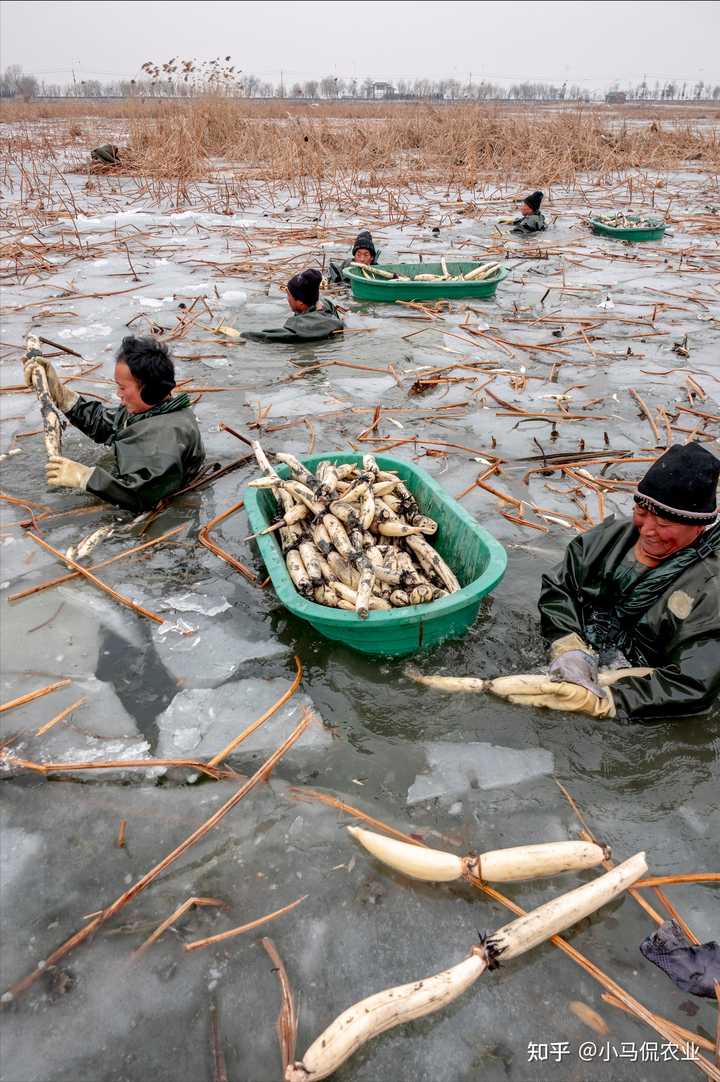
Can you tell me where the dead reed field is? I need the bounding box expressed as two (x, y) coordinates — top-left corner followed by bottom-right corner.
(2, 99), (719, 191)
(123, 101), (720, 185)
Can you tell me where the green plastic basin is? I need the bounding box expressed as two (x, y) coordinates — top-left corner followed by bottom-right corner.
(343, 261), (508, 302)
(589, 217), (666, 242)
(244, 454), (507, 657)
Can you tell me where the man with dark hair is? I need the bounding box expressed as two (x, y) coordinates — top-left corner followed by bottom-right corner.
(25, 335), (205, 512)
(528, 443), (720, 720)
(244, 268), (343, 343)
(511, 190), (547, 234)
(327, 229), (379, 284)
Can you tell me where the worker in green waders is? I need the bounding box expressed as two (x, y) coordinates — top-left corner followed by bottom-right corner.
(25, 335), (205, 512)
(244, 268), (343, 343)
(511, 190), (547, 234)
(520, 443), (720, 720)
(327, 229), (379, 284)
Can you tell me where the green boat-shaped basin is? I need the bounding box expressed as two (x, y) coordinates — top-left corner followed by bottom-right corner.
(589, 217), (666, 242)
(343, 261), (508, 302)
(244, 454), (507, 657)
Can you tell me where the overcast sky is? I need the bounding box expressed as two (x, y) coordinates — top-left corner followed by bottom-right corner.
(2, 0), (718, 89)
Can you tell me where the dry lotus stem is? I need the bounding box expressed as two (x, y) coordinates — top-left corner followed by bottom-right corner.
(348, 826), (608, 883)
(286, 853), (647, 1082)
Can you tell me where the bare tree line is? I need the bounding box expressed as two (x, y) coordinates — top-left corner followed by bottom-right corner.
(2, 62), (719, 104)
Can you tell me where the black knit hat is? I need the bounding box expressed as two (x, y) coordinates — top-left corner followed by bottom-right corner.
(635, 443), (720, 524)
(352, 230), (376, 260)
(524, 191), (543, 213)
(287, 268), (322, 306)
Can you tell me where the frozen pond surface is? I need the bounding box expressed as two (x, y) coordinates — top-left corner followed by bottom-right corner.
(1, 139), (719, 1081)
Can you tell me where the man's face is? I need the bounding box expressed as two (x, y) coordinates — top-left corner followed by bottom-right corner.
(115, 361), (151, 414)
(354, 248), (373, 265)
(521, 202), (533, 216)
(633, 505), (704, 563)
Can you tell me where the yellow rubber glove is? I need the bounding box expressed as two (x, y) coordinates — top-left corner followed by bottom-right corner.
(46, 456), (94, 491)
(24, 356), (78, 412)
(486, 675), (615, 717)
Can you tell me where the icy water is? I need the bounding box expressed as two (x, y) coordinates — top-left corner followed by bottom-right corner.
(1, 146), (719, 1082)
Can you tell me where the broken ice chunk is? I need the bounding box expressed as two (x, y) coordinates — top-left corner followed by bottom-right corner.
(407, 741), (554, 805)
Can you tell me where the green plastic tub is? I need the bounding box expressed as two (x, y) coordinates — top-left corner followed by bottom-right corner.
(244, 454), (507, 657)
(589, 216), (666, 242)
(343, 261), (508, 303)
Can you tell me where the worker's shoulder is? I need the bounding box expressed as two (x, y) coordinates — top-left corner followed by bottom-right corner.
(662, 549), (720, 635)
(119, 405), (200, 437)
(577, 514), (633, 548)
(318, 297), (341, 317)
(678, 546), (720, 597)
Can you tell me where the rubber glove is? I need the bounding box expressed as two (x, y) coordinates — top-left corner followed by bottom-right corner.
(46, 456), (93, 491)
(486, 674), (615, 718)
(24, 355), (78, 413)
(548, 632), (604, 698)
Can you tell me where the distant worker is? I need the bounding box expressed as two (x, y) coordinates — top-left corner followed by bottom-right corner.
(244, 268), (344, 343)
(328, 229), (379, 284)
(511, 190), (547, 234)
(90, 144), (122, 167)
(534, 443), (720, 720)
(25, 335), (205, 512)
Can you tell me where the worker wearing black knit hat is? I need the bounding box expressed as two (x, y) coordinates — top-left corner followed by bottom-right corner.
(634, 442), (719, 524)
(243, 267), (343, 343)
(288, 268), (322, 307)
(533, 442), (720, 720)
(512, 190), (547, 234)
(328, 229), (380, 284)
(352, 230), (377, 264)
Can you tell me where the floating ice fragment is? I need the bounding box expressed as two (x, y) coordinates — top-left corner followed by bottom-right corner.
(57, 324), (113, 340)
(597, 295), (615, 310)
(157, 592), (231, 617)
(156, 618), (198, 636)
(221, 290), (248, 306)
(407, 741), (553, 804)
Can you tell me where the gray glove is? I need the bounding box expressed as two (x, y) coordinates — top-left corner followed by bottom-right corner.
(548, 651), (605, 698)
(548, 632), (605, 699)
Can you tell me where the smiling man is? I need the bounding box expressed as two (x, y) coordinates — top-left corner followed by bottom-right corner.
(536, 443), (720, 720)
(25, 335), (205, 512)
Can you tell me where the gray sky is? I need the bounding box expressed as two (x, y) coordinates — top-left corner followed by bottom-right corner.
(2, 0), (718, 89)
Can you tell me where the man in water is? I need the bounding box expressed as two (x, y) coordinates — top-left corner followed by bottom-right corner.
(511, 190), (546, 234)
(327, 229), (379, 284)
(244, 268), (343, 343)
(25, 335), (205, 512)
(528, 443), (720, 720)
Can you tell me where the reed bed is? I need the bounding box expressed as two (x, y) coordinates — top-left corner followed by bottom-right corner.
(123, 101), (720, 184)
(2, 100), (718, 191)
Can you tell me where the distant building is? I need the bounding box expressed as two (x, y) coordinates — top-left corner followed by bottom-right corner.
(372, 82), (395, 99)
(605, 91), (627, 104)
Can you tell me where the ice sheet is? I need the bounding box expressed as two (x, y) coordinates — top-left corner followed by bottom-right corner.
(407, 741), (554, 804)
(152, 619), (289, 688)
(155, 679), (330, 759)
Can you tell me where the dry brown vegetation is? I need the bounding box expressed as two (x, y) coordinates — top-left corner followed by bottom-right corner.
(2, 98), (719, 214)
(135, 101), (719, 179)
(1, 99), (718, 183)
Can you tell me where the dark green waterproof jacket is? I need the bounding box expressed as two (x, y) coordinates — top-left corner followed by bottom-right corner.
(512, 211), (546, 234)
(65, 393), (205, 512)
(539, 516), (720, 720)
(244, 298), (343, 343)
